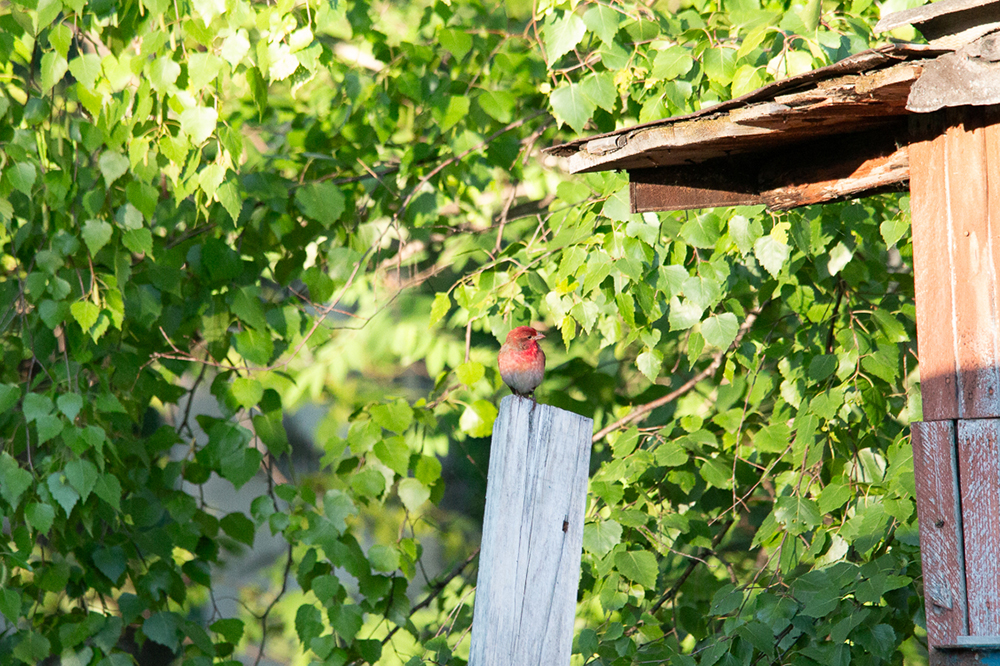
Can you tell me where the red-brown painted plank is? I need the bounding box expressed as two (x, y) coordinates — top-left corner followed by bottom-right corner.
(910, 109), (1000, 420)
(912, 420), (968, 645)
(957, 419), (1000, 637)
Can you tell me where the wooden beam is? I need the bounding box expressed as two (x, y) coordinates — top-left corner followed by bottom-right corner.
(628, 126), (909, 212)
(912, 421), (968, 646)
(909, 108), (1000, 420)
(562, 59), (923, 174)
(469, 396), (593, 666)
(957, 419), (1000, 637)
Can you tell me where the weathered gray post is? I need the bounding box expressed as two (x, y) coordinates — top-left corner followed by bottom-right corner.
(468, 396), (593, 666)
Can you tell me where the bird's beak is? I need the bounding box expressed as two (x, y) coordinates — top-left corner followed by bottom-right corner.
(535, 333), (545, 340)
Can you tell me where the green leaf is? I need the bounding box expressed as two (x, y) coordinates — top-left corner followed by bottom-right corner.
(70, 300), (100, 334)
(614, 549), (658, 588)
(6, 162), (37, 194)
(179, 107), (218, 144)
(150, 57), (181, 93)
(827, 242), (853, 275)
(324, 489), (357, 533)
(702, 313), (739, 348)
(808, 354), (837, 381)
(582, 4), (620, 46)
(774, 496), (821, 535)
(82, 219), (113, 255)
(0, 453), (32, 508)
(57, 393), (83, 421)
(818, 483), (851, 514)
(14, 632), (50, 664)
(144, 612), (182, 652)
(439, 28), (472, 61)
(456, 361), (484, 387)
(754, 226), (791, 277)
(432, 95), (470, 133)
(23, 393), (54, 422)
(122, 228), (153, 256)
(69, 54), (102, 90)
(247, 65), (267, 117)
(93, 545), (127, 583)
(729, 214), (762, 255)
(329, 604), (363, 640)
(542, 11), (587, 64)
(295, 604), (324, 645)
(220, 512), (255, 547)
(636, 349), (662, 382)
(668, 296), (703, 331)
(583, 519), (621, 558)
(368, 544), (400, 572)
(550, 82), (596, 134)
(47, 473), (80, 515)
(459, 399), (497, 438)
(93, 473), (122, 511)
(36, 415), (64, 443)
(210, 618), (245, 644)
(98, 152), (130, 186)
(370, 399), (413, 434)
(234, 328), (274, 365)
(198, 164), (226, 199)
(681, 213), (721, 248)
(231, 377), (263, 410)
(253, 412), (289, 456)
(65, 458), (99, 501)
(0, 589), (20, 623)
(652, 46), (694, 80)
(48, 23), (72, 57)
(479, 89), (516, 123)
(398, 478), (430, 512)
(880, 216), (909, 247)
(374, 437), (410, 476)
(218, 180), (242, 224)
(187, 52), (223, 91)
(0, 383), (19, 413)
(295, 181), (345, 227)
(351, 468), (386, 498)
(429, 292), (450, 326)
(655, 440), (687, 467)
(41, 51), (68, 92)
(580, 72), (616, 113)
(26, 502), (56, 533)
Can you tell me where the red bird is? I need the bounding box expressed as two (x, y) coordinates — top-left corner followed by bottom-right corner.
(498, 326), (546, 399)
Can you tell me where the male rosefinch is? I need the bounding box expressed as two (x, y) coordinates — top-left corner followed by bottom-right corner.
(497, 326), (546, 399)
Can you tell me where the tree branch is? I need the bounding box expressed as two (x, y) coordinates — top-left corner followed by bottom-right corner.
(593, 307), (763, 443)
(381, 547), (480, 645)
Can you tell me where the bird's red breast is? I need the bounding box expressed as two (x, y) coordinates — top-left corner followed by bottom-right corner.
(498, 326), (545, 397)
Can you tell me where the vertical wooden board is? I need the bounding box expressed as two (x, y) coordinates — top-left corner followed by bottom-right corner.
(469, 396), (593, 666)
(910, 113), (961, 420)
(958, 419), (1000, 637)
(945, 109), (1000, 419)
(912, 421), (968, 646)
(909, 110), (1000, 419)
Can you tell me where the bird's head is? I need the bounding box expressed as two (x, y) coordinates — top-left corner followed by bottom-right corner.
(506, 326), (545, 344)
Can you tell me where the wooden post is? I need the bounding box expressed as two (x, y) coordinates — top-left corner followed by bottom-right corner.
(469, 396), (593, 666)
(909, 107), (1000, 659)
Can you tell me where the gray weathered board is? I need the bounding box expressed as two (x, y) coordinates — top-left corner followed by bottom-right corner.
(468, 396), (593, 666)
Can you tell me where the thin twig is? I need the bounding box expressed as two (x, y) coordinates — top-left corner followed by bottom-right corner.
(626, 519), (734, 637)
(381, 547), (480, 645)
(593, 307), (763, 442)
(393, 110), (547, 224)
(252, 542), (294, 666)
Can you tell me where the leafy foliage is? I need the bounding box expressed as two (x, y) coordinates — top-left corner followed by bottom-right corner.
(0, 0), (927, 663)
